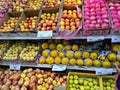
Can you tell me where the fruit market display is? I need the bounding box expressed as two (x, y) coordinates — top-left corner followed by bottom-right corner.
(3, 41), (24, 60)
(0, 41), (11, 58)
(68, 73), (100, 90)
(25, 0), (43, 11)
(19, 43), (39, 61)
(17, 16), (38, 31)
(0, 0), (11, 10)
(8, 0), (28, 12)
(43, 0), (61, 8)
(64, 0), (82, 6)
(60, 9), (82, 30)
(0, 17), (19, 32)
(109, 3), (120, 29)
(84, 0), (110, 29)
(0, 68), (67, 90)
(37, 12), (59, 31)
(39, 40), (120, 68)
(102, 77), (115, 90)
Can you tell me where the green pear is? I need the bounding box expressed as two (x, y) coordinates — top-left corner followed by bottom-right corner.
(74, 75), (79, 80)
(79, 78), (84, 85)
(74, 79), (79, 85)
(89, 82), (93, 87)
(69, 80), (73, 84)
(69, 75), (74, 80)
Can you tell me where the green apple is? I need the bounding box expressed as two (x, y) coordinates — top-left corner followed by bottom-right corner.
(88, 78), (93, 82)
(93, 80), (98, 85)
(79, 86), (84, 90)
(74, 79), (79, 84)
(106, 86), (111, 90)
(84, 80), (88, 86)
(79, 78), (84, 84)
(69, 80), (73, 84)
(89, 82), (93, 87)
(74, 75), (79, 80)
(84, 86), (90, 90)
(111, 84), (114, 88)
(108, 79), (114, 84)
(69, 75), (74, 80)
(106, 82), (110, 86)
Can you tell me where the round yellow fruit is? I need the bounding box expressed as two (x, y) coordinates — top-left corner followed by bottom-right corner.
(72, 44), (79, 51)
(59, 52), (65, 58)
(83, 51), (90, 58)
(102, 61), (111, 68)
(42, 43), (48, 49)
(77, 59), (84, 66)
(100, 55), (106, 61)
(50, 50), (58, 57)
(107, 53), (116, 62)
(57, 44), (64, 51)
(42, 50), (49, 57)
(85, 59), (93, 67)
(46, 57), (54, 64)
(69, 58), (76, 65)
(55, 57), (61, 64)
(61, 57), (69, 65)
(93, 60), (101, 67)
(66, 51), (74, 58)
(75, 51), (82, 58)
(90, 52), (98, 60)
(39, 57), (45, 64)
(65, 45), (71, 51)
(49, 44), (56, 50)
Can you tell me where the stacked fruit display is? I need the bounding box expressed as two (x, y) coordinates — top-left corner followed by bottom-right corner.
(64, 0), (82, 6)
(109, 3), (120, 29)
(43, 0), (61, 8)
(0, 17), (19, 32)
(37, 12), (58, 31)
(25, 0), (42, 11)
(68, 73), (100, 90)
(19, 43), (39, 61)
(0, 68), (67, 90)
(102, 77), (115, 90)
(17, 16), (38, 31)
(3, 41), (24, 60)
(84, 0), (110, 29)
(8, 0), (28, 12)
(0, 0), (11, 10)
(60, 9), (82, 30)
(39, 40), (120, 68)
(0, 41), (11, 58)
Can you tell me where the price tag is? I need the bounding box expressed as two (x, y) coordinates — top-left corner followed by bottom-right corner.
(37, 31), (53, 37)
(52, 64), (67, 71)
(95, 68), (113, 75)
(87, 36), (105, 42)
(9, 63), (21, 70)
(112, 36), (120, 43)
(54, 86), (66, 90)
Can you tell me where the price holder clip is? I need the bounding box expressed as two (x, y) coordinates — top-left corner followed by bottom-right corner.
(9, 62), (21, 70)
(87, 36), (105, 42)
(52, 64), (67, 71)
(37, 31), (53, 37)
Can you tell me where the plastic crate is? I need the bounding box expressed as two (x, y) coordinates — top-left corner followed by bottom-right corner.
(101, 76), (115, 90)
(67, 72), (102, 90)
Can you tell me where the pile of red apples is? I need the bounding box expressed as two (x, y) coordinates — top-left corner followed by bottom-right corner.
(0, 68), (67, 90)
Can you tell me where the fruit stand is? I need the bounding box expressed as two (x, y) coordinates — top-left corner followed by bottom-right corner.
(0, 0), (120, 90)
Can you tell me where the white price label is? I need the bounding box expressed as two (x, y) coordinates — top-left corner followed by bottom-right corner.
(54, 86), (66, 90)
(52, 65), (67, 71)
(9, 63), (21, 70)
(112, 36), (120, 43)
(95, 68), (113, 75)
(37, 31), (53, 37)
(87, 36), (105, 42)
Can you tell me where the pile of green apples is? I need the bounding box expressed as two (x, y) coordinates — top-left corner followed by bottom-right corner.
(68, 75), (100, 90)
(103, 79), (114, 90)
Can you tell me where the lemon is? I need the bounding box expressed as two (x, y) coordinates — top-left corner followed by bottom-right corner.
(77, 59), (84, 66)
(39, 57), (45, 64)
(62, 57), (69, 65)
(65, 45), (71, 51)
(57, 44), (64, 51)
(83, 51), (90, 58)
(90, 52), (98, 60)
(69, 58), (76, 65)
(42, 43), (48, 49)
(49, 44), (56, 50)
(100, 55), (106, 61)
(107, 53), (116, 62)
(59, 52), (65, 58)
(93, 60), (101, 67)
(85, 59), (93, 67)
(50, 50), (58, 57)
(55, 57), (61, 64)
(102, 61), (111, 68)
(66, 51), (74, 58)
(72, 44), (79, 51)
(46, 57), (54, 64)
(42, 50), (49, 57)
(75, 51), (82, 58)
